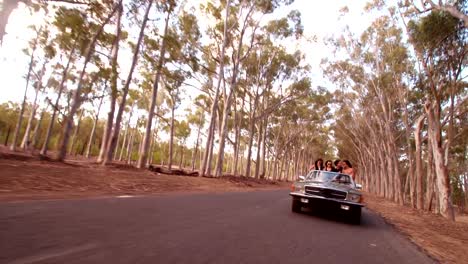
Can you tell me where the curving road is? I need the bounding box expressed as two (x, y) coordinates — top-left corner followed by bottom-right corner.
(0, 190), (434, 264)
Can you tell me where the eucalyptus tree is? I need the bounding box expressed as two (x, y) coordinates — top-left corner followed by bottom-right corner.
(324, 2), (466, 220)
(103, 0), (153, 165)
(57, 1), (121, 161)
(137, 2), (201, 168)
(20, 62), (46, 150)
(187, 106), (205, 171)
(404, 8), (466, 220)
(10, 25), (42, 151)
(163, 72), (185, 170)
(40, 7), (87, 156)
(97, 0), (123, 163)
(209, 1), (304, 177)
(198, 0), (231, 177)
(84, 89), (105, 158)
(173, 120), (190, 168)
(408, 0), (468, 27)
(323, 11), (414, 204)
(19, 26), (56, 150)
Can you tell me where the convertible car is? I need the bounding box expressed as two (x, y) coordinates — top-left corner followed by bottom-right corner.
(289, 170), (364, 224)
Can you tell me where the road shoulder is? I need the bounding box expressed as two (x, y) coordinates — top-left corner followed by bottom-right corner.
(364, 192), (468, 264)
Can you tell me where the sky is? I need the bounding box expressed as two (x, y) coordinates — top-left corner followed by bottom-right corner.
(0, 0), (373, 147)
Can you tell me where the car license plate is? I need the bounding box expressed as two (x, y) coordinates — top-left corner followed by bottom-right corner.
(300, 198), (309, 203)
(340, 205), (350, 210)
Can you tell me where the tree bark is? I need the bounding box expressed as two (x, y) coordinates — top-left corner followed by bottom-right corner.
(68, 110), (84, 155)
(426, 100), (455, 220)
(119, 117), (131, 161)
(126, 128), (135, 165)
(191, 112), (202, 171)
(200, 0), (230, 177)
(245, 92), (259, 177)
(85, 94), (104, 158)
(168, 104), (175, 170)
(40, 40), (77, 156)
(58, 3), (119, 161)
(414, 114), (425, 210)
(137, 7), (170, 168)
(31, 108), (45, 149)
(20, 75), (42, 150)
(254, 120), (263, 179)
(11, 42), (36, 151)
(103, 0), (152, 165)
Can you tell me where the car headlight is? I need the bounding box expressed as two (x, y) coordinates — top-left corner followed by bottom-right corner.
(347, 193), (361, 202)
(291, 184), (304, 193)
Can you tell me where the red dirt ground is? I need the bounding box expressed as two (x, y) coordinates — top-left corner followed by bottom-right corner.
(0, 151), (288, 202)
(364, 192), (468, 264)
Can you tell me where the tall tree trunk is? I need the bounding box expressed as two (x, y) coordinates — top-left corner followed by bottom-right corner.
(11, 43), (36, 151)
(179, 144), (184, 169)
(104, 0), (152, 165)
(191, 116), (202, 171)
(68, 110), (84, 155)
(205, 121), (216, 176)
(148, 130), (156, 166)
(58, 3), (119, 161)
(31, 108), (45, 149)
(260, 117), (267, 178)
(168, 104), (175, 170)
(414, 115), (425, 210)
(40, 40), (77, 156)
(20, 80), (41, 150)
(137, 8), (170, 168)
(425, 101), (455, 220)
(85, 94), (104, 158)
(119, 117), (131, 161)
(214, 88), (235, 176)
(254, 121), (263, 179)
(126, 128), (135, 165)
(233, 95), (243, 176)
(97, 2), (122, 163)
(244, 99), (258, 177)
(200, 0), (230, 177)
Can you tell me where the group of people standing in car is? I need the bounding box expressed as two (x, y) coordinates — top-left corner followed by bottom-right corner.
(311, 158), (355, 180)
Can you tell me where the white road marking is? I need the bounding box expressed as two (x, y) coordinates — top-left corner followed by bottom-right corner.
(8, 243), (97, 264)
(116, 195), (135, 198)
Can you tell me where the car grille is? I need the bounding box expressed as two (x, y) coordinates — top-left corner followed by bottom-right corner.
(304, 186), (347, 200)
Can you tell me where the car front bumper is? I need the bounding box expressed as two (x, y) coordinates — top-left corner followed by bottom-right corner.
(289, 192), (364, 207)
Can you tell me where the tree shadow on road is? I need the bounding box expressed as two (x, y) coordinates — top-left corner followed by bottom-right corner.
(298, 207), (376, 228)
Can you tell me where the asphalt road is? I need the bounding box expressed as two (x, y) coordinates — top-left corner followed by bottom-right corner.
(0, 190), (434, 264)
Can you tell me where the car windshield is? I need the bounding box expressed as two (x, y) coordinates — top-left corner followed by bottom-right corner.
(305, 170), (354, 186)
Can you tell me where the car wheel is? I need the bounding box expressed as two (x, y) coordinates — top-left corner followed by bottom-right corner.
(291, 198), (302, 213)
(349, 206), (361, 224)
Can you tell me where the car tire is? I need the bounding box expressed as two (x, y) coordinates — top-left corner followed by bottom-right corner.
(291, 198), (302, 213)
(349, 206), (361, 224)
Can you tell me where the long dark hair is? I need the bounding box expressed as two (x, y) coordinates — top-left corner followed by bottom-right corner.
(343, 160), (352, 168)
(314, 158), (324, 170)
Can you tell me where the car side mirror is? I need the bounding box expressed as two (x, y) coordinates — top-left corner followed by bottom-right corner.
(356, 183), (362, 190)
(298, 176), (305, 181)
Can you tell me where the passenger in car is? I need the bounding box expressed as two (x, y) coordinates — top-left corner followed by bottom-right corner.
(332, 159), (342, 173)
(324, 160), (334, 171)
(342, 160), (355, 180)
(314, 158), (325, 170)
